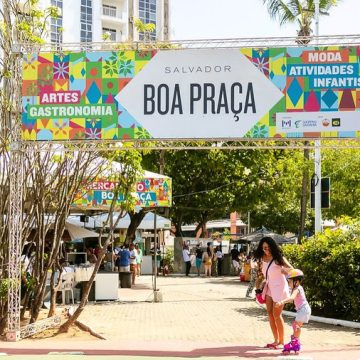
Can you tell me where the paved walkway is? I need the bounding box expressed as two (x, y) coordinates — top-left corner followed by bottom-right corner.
(1, 275), (359, 360)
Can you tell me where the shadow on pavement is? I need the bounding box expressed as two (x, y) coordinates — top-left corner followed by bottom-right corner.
(0, 345), (288, 357)
(298, 318), (360, 337)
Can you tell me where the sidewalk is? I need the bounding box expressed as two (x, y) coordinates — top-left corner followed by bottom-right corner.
(1, 275), (359, 359)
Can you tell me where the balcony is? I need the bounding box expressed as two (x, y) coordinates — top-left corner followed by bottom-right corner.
(101, 6), (127, 24)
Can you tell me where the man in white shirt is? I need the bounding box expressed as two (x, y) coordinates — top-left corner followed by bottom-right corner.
(129, 243), (137, 285)
(215, 246), (224, 276)
(182, 244), (191, 276)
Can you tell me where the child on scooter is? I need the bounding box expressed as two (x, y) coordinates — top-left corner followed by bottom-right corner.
(275, 269), (311, 355)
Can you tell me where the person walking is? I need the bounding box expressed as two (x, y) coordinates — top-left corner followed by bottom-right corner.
(211, 245), (218, 277)
(182, 243), (191, 276)
(116, 244), (130, 273)
(202, 244), (212, 277)
(135, 244), (143, 277)
(246, 254), (258, 298)
(129, 243), (137, 285)
(231, 245), (240, 275)
(254, 236), (292, 349)
(215, 246), (224, 276)
(275, 269), (311, 355)
(195, 244), (203, 276)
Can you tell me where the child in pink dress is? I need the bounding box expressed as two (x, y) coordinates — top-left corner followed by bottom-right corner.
(275, 269), (311, 355)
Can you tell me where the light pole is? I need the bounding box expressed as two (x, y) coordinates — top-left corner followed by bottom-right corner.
(314, 0), (322, 234)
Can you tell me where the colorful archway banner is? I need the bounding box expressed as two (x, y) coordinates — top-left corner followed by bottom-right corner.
(72, 176), (172, 210)
(22, 46), (360, 140)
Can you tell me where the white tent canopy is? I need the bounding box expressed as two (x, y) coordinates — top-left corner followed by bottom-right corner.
(65, 221), (99, 240)
(90, 212), (171, 230)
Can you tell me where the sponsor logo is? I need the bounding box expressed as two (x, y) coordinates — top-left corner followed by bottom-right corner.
(332, 118), (341, 127)
(322, 118), (330, 127)
(303, 120), (317, 127)
(295, 120), (302, 128)
(282, 119), (292, 129)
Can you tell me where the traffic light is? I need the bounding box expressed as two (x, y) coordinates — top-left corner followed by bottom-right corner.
(310, 177), (330, 209)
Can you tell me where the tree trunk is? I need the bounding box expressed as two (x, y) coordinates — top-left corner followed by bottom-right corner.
(58, 247), (106, 333)
(125, 210), (147, 243)
(173, 216), (183, 237)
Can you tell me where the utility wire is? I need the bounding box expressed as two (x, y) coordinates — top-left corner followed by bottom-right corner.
(173, 170), (263, 199)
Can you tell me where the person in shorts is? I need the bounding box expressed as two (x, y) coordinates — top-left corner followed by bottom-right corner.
(275, 269), (311, 354)
(129, 243), (137, 285)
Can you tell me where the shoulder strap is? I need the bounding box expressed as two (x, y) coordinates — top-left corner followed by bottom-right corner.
(265, 258), (274, 280)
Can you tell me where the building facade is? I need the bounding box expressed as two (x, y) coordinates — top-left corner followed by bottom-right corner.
(40, 0), (169, 44)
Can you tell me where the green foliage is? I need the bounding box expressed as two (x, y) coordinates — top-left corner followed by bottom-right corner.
(134, 18), (156, 34)
(282, 220), (360, 321)
(222, 228), (231, 240)
(162, 248), (174, 272)
(0, 278), (10, 300)
(321, 142), (360, 219)
(142, 145), (311, 235)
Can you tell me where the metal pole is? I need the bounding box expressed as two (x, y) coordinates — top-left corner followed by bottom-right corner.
(315, 0), (320, 39)
(7, 143), (24, 341)
(314, 140), (322, 233)
(153, 210), (162, 302)
(247, 211), (250, 234)
(314, 0), (322, 234)
(153, 210), (157, 292)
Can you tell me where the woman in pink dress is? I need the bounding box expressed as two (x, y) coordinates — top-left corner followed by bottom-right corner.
(254, 236), (293, 349)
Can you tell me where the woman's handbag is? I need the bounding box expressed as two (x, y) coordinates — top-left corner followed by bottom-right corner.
(255, 259), (274, 304)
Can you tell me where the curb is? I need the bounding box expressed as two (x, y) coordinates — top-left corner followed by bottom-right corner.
(282, 310), (360, 329)
(255, 301), (360, 329)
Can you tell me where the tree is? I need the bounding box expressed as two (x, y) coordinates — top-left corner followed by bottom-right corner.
(261, 0), (342, 241)
(0, 0), (145, 335)
(58, 151), (142, 333)
(0, 0), (61, 333)
(141, 143), (303, 236)
(261, 0), (341, 43)
(321, 142), (360, 219)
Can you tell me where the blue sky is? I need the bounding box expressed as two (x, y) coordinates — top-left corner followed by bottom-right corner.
(170, 0), (359, 40)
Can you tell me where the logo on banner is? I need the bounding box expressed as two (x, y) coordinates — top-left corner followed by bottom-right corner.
(332, 118), (341, 127)
(295, 120), (302, 128)
(281, 119), (292, 129)
(322, 118), (330, 127)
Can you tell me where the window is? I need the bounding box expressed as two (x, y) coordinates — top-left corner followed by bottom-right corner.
(50, 0), (63, 44)
(103, 4), (117, 17)
(138, 0), (156, 41)
(103, 27), (116, 41)
(80, 0), (93, 42)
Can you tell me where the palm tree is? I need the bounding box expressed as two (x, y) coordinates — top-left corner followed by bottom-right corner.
(261, 0), (341, 242)
(262, 0), (340, 43)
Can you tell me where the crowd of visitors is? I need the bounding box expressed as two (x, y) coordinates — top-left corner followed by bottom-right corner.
(182, 240), (248, 277)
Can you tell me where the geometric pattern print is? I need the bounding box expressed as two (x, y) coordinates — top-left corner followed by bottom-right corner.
(72, 177), (172, 209)
(22, 47), (360, 141)
(22, 50), (156, 141)
(241, 46), (360, 139)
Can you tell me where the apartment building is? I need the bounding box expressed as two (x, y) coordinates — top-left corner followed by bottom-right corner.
(41, 0), (169, 44)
